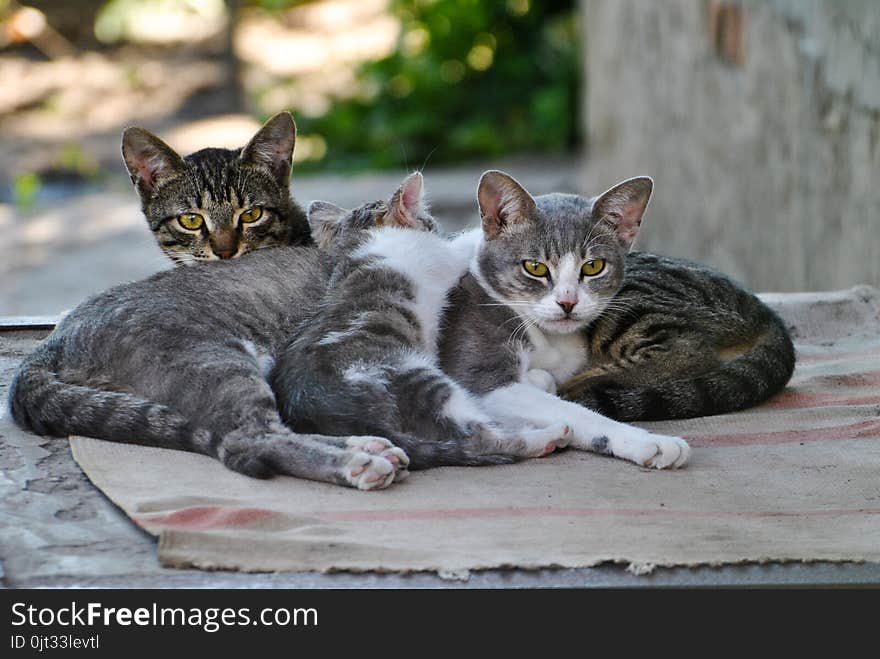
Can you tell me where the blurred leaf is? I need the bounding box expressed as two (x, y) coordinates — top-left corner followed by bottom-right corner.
(277, 0), (581, 173)
(13, 172), (42, 211)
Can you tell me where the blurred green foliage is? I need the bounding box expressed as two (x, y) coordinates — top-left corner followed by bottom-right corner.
(292, 0), (580, 171)
(13, 172), (42, 211)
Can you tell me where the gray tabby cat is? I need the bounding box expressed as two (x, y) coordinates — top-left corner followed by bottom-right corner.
(437, 171), (792, 465)
(559, 251), (795, 420)
(8, 126), (409, 491)
(121, 112), (312, 264)
(270, 173), (571, 470)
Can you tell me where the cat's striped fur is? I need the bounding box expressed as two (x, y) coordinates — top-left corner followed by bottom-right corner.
(122, 112), (311, 264)
(271, 174), (570, 469)
(560, 252), (795, 420)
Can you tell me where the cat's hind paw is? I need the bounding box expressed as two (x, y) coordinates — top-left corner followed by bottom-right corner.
(344, 452), (396, 490)
(345, 436), (410, 481)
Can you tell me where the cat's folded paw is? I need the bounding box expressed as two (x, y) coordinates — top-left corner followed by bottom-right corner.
(641, 435), (691, 470)
(525, 368), (557, 394)
(344, 452), (396, 490)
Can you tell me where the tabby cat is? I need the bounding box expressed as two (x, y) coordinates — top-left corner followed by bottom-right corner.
(121, 112), (312, 264)
(270, 173), (571, 470)
(9, 123), (409, 490)
(559, 251), (796, 420)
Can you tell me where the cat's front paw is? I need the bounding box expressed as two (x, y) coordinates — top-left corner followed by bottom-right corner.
(525, 368), (557, 394)
(344, 452), (397, 490)
(637, 434), (691, 469)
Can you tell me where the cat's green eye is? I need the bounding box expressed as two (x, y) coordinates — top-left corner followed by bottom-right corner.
(177, 213), (204, 231)
(523, 260), (549, 277)
(240, 207), (263, 224)
(581, 259), (606, 277)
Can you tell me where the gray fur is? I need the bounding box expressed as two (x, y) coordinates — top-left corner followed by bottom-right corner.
(438, 170), (795, 421)
(590, 435), (611, 455)
(121, 112), (311, 265)
(560, 251), (796, 420)
(270, 174), (530, 469)
(9, 235), (410, 487)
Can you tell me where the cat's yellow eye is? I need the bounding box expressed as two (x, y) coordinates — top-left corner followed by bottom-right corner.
(581, 259), (606, 277)
(177, 213), (204, 231)
(239, 207), (264, 224)
(523, 260), (549, 277)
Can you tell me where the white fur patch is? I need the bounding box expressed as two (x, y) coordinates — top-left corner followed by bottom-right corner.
(241, 340), (276, 378)
(343, 361), (388, 386)
(316, 312), (369, 346)
(396, 350), (436, 372)
(522, 324), (589, 385)
(440, 382), (490, 428)
(479, 382), (690, 469)
(355, 228), (470, 355)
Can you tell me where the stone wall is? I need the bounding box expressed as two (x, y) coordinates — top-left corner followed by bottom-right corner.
(580, 0), (880, 291)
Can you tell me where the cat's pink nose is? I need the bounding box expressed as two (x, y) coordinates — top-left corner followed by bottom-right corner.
(557, 300), (576, 315)
(214, 248), (236, 260)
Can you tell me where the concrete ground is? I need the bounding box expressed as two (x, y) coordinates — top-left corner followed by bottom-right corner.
(2, 166), (880, 588)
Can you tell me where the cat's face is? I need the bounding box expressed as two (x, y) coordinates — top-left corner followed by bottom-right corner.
(475, 171), (653, 334)
(306, 172), (437, 250)
(121, 113), (311, 265)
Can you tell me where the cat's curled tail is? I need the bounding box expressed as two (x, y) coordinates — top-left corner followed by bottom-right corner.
(8, 340), (211, 453)
(560, 257), (796, 422)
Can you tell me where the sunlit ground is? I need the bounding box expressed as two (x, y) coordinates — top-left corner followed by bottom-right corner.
(0, 0), (398, 186)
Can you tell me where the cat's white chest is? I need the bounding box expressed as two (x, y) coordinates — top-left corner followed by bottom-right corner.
(522, 325), (589, 385)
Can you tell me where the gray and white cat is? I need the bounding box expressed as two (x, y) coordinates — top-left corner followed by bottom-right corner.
(271, 171), (691, 470)
(438, 171), (692, 468)
(270, 173), (571, 470)
(121, 112), (312, 264)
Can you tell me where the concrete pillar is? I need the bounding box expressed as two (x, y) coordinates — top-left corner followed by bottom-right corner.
(580, 0), (880, 291)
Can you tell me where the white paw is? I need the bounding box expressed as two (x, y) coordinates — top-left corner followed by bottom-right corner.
(344, 452), (396, 490)
(345, 436), (410, 480)
(526, 369), (557, 394)
(637, 434), (691, 470)
(518, 422), (572, 457)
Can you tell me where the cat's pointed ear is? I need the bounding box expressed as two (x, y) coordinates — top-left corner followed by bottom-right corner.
(477, 170), (538, 240)
(591, 176), (653, 249)
(307, 200), (347, 248)
(388, 172), (424, 227)
(240, 112), (297, 186)
(121, 127), (187, 198)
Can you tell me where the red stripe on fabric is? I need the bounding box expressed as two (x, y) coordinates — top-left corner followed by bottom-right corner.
(687, 418), (880, 447)
(764, 390), (879, 409)
(314, 506), (880, 523)
(135, 506), (278, 530)
(797, 347), (880, 363)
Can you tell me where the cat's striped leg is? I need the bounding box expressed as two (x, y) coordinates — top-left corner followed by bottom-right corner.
(479, 382), (691, 469)
(178, 355), (403, 489)
(217, 424), (400, 490)
(390, 359), (571, 460)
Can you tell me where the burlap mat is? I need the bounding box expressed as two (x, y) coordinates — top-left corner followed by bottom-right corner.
(70, 285), (880, 573)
